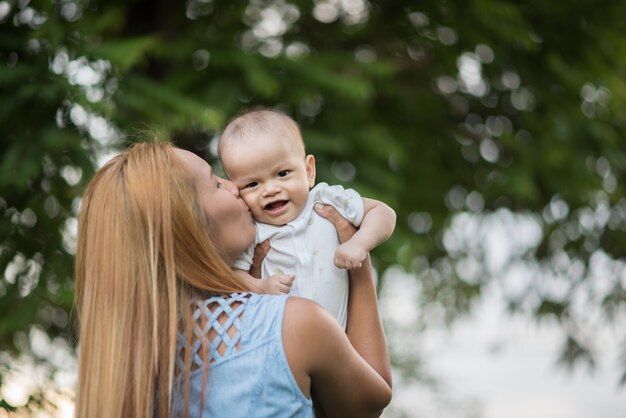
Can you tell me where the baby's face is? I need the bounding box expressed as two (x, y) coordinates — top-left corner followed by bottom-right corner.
(220, 132), (315, 226)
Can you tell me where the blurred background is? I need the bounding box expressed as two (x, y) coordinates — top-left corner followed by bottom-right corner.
(1, 0), (625, 417)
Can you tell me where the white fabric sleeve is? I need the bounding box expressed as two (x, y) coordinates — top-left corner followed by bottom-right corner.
(314, 182), (365, 227)
(232, 244), (254, 271)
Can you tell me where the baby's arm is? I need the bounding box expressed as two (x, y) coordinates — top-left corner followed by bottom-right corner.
(234, 268), (295, 295)
(333, 198), (396, 269)
(233, 240), (294, 294)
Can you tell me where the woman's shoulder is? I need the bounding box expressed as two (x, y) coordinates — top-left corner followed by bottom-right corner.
(284, 296), (326, 321)
(283, 297), (344, 341)
(281, 297), (348, 386)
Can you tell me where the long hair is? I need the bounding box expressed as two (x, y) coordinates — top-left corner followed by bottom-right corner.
(74, 142), (248, 418)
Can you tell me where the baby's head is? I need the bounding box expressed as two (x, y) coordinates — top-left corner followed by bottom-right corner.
(218, 109), (316, 226)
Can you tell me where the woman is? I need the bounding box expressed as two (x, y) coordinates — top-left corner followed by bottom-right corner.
(74, 141), (391, 418)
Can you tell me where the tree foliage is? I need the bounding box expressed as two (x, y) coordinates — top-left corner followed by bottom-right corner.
(1, 0), (626, 411)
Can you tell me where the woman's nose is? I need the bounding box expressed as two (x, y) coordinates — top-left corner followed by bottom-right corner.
(221, 178), (239, 196)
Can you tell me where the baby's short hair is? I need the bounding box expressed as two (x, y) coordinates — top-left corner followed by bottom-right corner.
(218, 108), (305, 157)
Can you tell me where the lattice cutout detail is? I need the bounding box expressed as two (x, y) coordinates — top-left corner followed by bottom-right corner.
(176, 293), (250, 373)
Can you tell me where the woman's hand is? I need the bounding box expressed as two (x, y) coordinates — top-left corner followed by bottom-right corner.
(315, 203), (366, 270)
(314, 203), (357, 244)
(249, 240), (270, 278)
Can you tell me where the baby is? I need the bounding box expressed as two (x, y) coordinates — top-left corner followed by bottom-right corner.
(218, 108), (396, 328)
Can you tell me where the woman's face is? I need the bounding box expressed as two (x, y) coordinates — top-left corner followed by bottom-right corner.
(175, 149), (256, 262)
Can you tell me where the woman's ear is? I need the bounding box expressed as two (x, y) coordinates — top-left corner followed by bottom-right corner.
(305, 154), (316, 188)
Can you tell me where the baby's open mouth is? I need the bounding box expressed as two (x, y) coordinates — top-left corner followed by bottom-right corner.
(264, 200), (288, 211)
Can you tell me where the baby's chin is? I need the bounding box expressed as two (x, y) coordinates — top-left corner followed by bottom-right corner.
(255, 216), (290, 226)
(253, 210), (297, 227)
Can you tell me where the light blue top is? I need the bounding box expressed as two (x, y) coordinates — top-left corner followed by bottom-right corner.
(172, 292), (314, 418)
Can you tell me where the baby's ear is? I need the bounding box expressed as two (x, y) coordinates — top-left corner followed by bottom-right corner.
(305, 154), (316, 188)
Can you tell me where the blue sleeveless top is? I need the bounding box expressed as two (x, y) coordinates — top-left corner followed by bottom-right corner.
(172, 292), (314, 418)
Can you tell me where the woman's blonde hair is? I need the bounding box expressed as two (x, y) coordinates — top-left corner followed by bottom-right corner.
(74, 142), (248, 418)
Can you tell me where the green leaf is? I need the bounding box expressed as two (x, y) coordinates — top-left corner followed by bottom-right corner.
(88, 36), (160, 70)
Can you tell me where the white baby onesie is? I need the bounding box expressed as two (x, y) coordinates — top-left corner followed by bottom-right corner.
(232, 182), (365, 328)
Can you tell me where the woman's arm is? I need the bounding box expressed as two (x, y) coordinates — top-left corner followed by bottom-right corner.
(283, 204), (392, 418)
(317, 202), (392, 386)
(284, 296), (391, 418)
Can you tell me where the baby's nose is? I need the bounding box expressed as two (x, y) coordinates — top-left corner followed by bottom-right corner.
(263, 181), (280, 195)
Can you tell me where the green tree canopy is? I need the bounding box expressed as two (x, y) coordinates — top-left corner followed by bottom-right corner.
(1, 0), (625, 414)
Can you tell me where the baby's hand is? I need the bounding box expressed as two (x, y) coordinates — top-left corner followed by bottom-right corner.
(261, 274), (295, 295)
(334, 241), (367, 269)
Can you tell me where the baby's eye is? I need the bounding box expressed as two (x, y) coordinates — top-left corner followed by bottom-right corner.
(216, 181), (222, 189)
(244, 182), (258, 189)
(277, 170), (289, 177)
